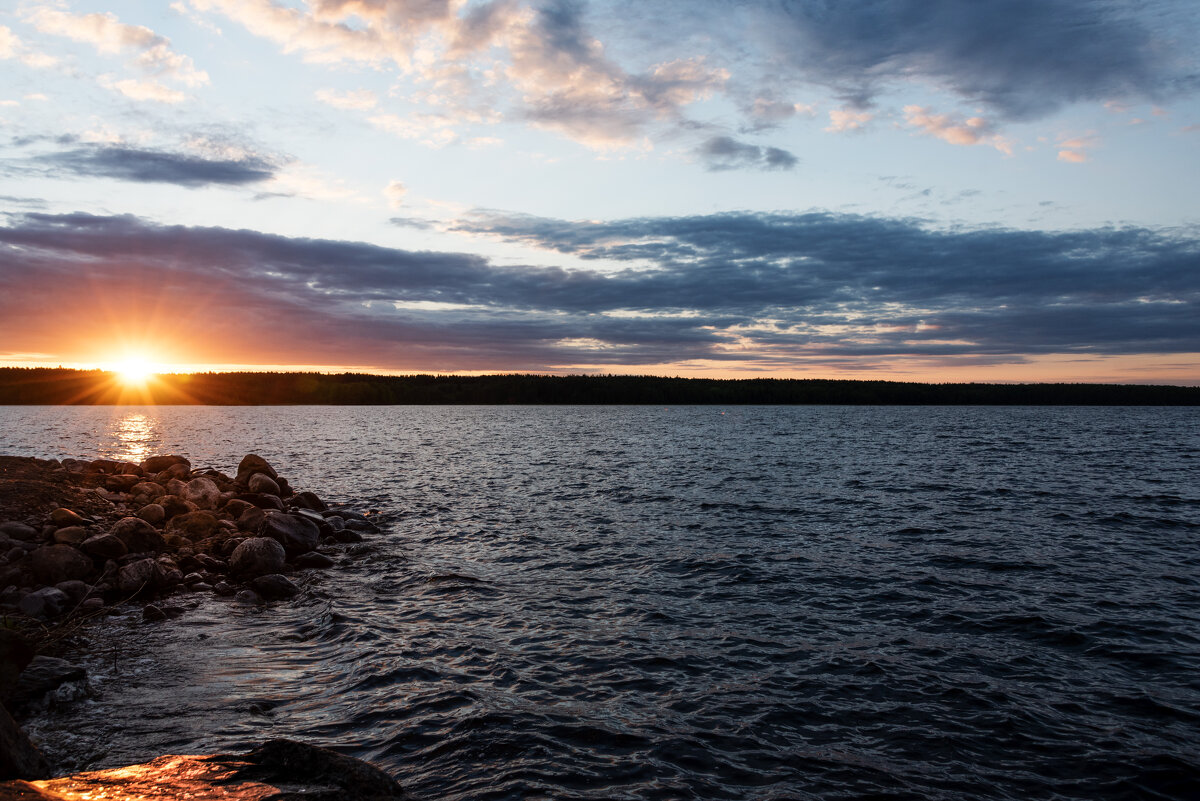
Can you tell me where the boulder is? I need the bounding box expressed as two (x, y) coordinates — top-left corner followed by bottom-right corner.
(292, 551), (335, 569)
(49, 508), (87, 527)
(166, 510), (220, 540)
(237, 454), (278, 483)
(229, 537), (286, 577)
(10, 655), (86, 708)
(292, 491), (327, 512)
(250, 573), (298, 600)
(160, 495), (195, 519)
(142, 604), (167, 622)
(0, 704), (50, 780)
(80, 533), (128, 560)
(223, 498), (255, 519)
(54, 580), (91, 604)
(18, 587), (70, 619)
(183, 477), (222, 510)
(52, 525), (88, 546)
(104, 473), (142, 493)
(248, 473), (282, 496)
(156, 462), (193, 482)
(141, 454), (190, 475)
(137, 503), (166, 525)
(165, 478), (189, 496)
(130, 481), (166, 505)
(117, 558), (165, 597)
(237, 493), (285, 511)
(109, 517), (165, 553)
(260, 512), (319, 556)
(0, 523), (38, 542)
(30, 544), (93, 584)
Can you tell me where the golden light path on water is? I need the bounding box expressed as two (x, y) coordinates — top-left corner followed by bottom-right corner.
(109, 410), (157, 463)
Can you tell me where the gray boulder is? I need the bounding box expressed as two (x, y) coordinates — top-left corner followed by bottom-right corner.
(250, 573), (298, 600)
(19, 587), (70, 619)
(229, 537), (286, 577)
(261, 512), (319, 556)
(248, 473), (282, 496)
(183, 477), (222, 510)
(81, 532), (128, 560)
(141, 454), (190, 474)
(0, 522), (38, 542)
(237, 454), (277, 484)
(117, 558), (165, 596)
(137, 503), (166, 525)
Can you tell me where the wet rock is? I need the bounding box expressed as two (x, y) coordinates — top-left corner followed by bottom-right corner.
(333, 529), (365, 544)
(0, 704), (50, 780)
(11, 656), (86, 703)
(234, 589), (261, 604)
(51, 526), (87, 546)
(141, 454), (190, 475)
(292, 551), (335, 569)
(158, 462), (192, 482)
(247, 472), (281, 496)
(49, 508), (86, 527)
(223, 498), (254, 519)
(346, 518), (381, 534)
(165, 478), (189, 497)
(79, 598), (104, 614)
(130, 481), (166, 505)
(104, 473), (142, 493)
(229, 537), (286, 577)
(191, 582), (212, 592)
(291, 508), (334, 536)
(261, 511), (319, 556)
(109, 517), (165, 553)
(0, 523), (38, 542)
(116, 558), (165, 597)
(166, 510), (220, 540)
(250, 573), (298, 600)
(137, 503), (166, 525)
(18, 587), (69, 619)
(142, 603), (167, 622)
(236, 507), (267, 536)
(80, 532), (127, 560)
(30, 545), (93, 585)
(183, 477), (222, 510)
(213, 581), (235, 596)
(292, 490), (327, 512)
(237, 453), (278, 484)
(237, 492), (285, 512)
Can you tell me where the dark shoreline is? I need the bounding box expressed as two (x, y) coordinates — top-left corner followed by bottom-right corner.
(2, 368), (1198, 405)
(0, 452), (399, 795)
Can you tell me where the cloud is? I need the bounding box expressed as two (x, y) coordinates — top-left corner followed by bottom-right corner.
(0, 23), (57, 69)
(26, 5), (209, 89)
(0, 25), (18, 59)
(384, 180), (407, 208)
(32, 145), (277, 187)
(0, 210), (1195, 371)
(98, 76), (186, 104)
(754, 0), (1196, 121)
(825, 108), (872, 133)
(315, 88), (378, 110)
(697, 136), (798, 171)
(1056, 133), (1098, 163)
(903, 106), (1012, 153)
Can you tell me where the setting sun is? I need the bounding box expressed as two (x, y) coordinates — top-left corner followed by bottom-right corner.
(115, 357), (155, 385)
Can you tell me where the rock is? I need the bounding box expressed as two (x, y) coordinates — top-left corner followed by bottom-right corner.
(333, 529), (365, 543)
(223, 498), (255, 519)
(292, 491), (327, 512)
(237, 493), (285, 512)
(0, 739), (403, 797)
(0, 704), (50, 780)
(142, 603), (167, 622)
(54, 580), (90, 604)
(158, 462), (193, 481)
(183, 477), (222, 510)
(234, 589), (261, 604)
(250, 573), (298, 600)
(346, 518), (381, 534)
(160, 495), (195, 519)
(130, 481), (166, 505)
(229, 537), (286, 577)
(80, 532), (127, 560)
(292, 551), (335, 569)
(79, 598), (104, 614)
(165, 478), (189, 497)
(18, 587), (69, 619)
(260, 512), (320, 556)
(109, 517), (165, 553)
(191, 582), (212, 593)
(30, 544), (93, 584)
(237, 454), (278, 483)
(49, 508), (87, 527)
(104, 473), (142, 493)
(0, 523), (37, 542)
(213, 581), (235, 596)
(137, 503), (166, 525)
(247, 472), (281, 496)
(235, 507), (267, 533)
(116, 558), (164, 597)
(11, 656), (86, 704)
(291, 508), (334, 536)
(52, 525), (87, 546)
(0, 631), (34, 694)
(166, 510), (220, 540)
(141, 454), (190, 474)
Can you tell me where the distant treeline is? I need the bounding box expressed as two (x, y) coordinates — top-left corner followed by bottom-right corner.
(0, 368), (1197, 405)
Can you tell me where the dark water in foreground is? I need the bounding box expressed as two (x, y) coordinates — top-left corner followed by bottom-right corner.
(2, 406), (1199, 800)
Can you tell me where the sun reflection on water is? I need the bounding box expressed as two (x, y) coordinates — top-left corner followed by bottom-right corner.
(111, 412), (156, 463)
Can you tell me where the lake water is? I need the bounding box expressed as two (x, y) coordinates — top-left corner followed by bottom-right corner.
(2, 405), (1199, 800)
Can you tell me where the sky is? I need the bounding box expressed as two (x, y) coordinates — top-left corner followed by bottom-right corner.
(1, 0), (1198, 383)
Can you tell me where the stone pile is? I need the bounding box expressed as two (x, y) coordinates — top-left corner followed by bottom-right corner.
(0, 453), (381, 618)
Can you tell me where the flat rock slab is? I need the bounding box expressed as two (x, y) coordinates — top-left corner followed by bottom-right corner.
(0, 739), (404, 800)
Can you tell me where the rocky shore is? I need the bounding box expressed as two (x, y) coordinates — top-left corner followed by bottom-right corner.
(0, 452), (401, 797)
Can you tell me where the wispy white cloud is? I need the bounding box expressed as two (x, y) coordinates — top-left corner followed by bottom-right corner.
(384, 180), (407, 209)
(825, 107), (872, 133)
(99, 75), (186, 104)
(1056, 133), (1098, 163)
(315, 88), (379, 111)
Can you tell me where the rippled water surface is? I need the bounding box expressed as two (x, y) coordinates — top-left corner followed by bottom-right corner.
(3, 405), (1199, 800)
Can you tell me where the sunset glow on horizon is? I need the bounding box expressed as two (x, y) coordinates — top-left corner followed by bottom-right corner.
(1, 1), (1197, 384)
